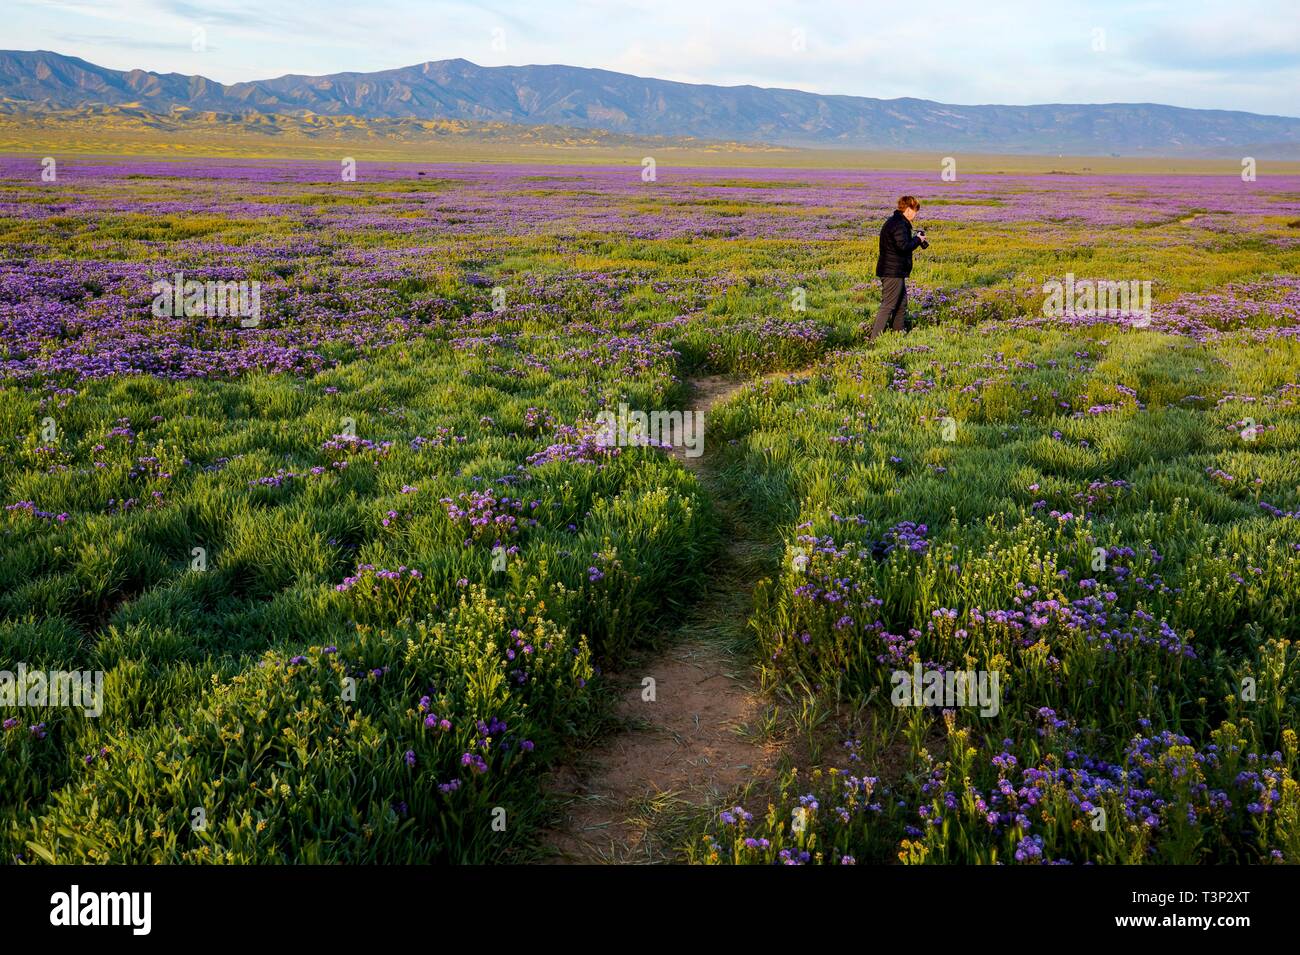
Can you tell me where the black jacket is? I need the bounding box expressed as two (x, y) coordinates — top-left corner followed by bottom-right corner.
(876, 210), (928, 278)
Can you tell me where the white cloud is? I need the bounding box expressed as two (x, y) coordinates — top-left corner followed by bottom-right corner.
(5, 0), (1297, 115)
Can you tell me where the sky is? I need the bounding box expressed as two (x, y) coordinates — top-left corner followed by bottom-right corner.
(10, 0), (1300, 117)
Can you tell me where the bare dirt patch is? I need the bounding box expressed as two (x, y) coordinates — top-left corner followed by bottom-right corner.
(542, 641), (780, 863)
(540, 373), (780, 863)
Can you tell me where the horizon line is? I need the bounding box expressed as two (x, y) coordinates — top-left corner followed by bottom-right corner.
(8, 48), (1300, 122)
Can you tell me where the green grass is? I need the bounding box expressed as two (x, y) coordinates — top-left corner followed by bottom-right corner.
(2, 160), (1299, 864)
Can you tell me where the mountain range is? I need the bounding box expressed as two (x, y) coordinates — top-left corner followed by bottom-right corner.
(3, 49), (1298, 158)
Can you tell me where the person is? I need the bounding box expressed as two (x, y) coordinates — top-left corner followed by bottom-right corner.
(870, 195), (929, 340)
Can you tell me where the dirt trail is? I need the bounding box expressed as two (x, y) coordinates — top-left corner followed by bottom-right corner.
(540, 373), (784, 863)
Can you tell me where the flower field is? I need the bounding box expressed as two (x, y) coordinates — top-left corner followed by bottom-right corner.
(2, 155), (1299, 864)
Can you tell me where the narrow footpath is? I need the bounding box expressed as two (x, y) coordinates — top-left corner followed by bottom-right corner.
(541, 374), (784, 863)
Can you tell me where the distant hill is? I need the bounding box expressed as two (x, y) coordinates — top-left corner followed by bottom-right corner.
(2, 49), (1298, 158)
(0, 100), (766, 148)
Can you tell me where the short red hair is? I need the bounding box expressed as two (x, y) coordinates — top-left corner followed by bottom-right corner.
(897, 195), (920, 212)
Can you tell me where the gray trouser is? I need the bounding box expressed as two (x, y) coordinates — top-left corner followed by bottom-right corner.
(870, 277), (907, 339)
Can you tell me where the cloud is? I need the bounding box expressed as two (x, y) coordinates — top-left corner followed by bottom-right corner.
(5, 0), (1297, 115)
(1133, 24), (1300, 72)
(54, 32), (202, 53)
